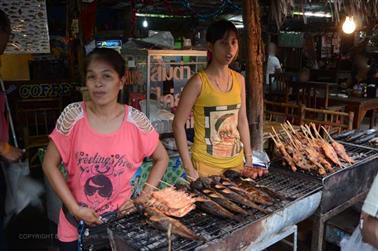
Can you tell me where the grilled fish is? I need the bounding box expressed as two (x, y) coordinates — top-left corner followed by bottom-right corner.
(355, 133), (377, 144)
(346, 131), (365, 142)
(213, 184), (271, 214)
(196, 198), (240, 221)
(333, 130), (355, 140)
(144, 207), (202, 240)
(201, 189), (248, 215)
(220, 181), (273, 205)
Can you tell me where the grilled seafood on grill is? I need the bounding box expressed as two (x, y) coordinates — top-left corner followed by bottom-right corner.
(144, 207), (203, 240)
(270, 122), (355, 175)
(145, 187), (197, 217)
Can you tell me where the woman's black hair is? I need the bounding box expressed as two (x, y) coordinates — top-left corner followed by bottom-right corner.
(206, 19), (239, 44)
(86, 48), (126, 77)
(0, 9), (11, 34)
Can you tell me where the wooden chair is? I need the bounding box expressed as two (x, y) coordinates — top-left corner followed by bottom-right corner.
(17, 98), (62, 168)
(300, 106), (354, 133)
(265, 100), (302, 124)
(264, 100), (302, 139)
(267, 73), (292, 102)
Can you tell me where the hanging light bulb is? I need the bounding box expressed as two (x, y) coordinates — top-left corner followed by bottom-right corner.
(142, 19), (148, 28)
(342, 16), (356, 34)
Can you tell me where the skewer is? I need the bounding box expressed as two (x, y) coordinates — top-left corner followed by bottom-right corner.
(311, 123), (323, 139)
(160, 180), (174, 187)
(269, 133), (279, 145)
(321, 126), (334, 142)
(145, 182), (159, 190)
(167, 223), (172, 251)
(281, 125), (299, 149)
(286, 121), (298, 135)
(300, 125), (312, 142)
(271, 128), (282, 143)
(305, 124), (316, 140)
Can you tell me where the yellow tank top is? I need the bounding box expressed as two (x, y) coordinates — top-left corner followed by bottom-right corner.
(191, 69), (244, 168)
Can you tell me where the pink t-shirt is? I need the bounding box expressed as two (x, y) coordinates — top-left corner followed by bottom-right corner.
(49, 102), (159, 242)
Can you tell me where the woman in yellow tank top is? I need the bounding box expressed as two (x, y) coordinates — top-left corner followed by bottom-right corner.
(173, 20), (253, 179)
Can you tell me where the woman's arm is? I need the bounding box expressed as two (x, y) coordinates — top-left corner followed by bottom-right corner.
(140, 142), (169, 196)
(42, 141), (101, 225)
(173, 75), (201, 181)
(361, 212), (378, 248)
(237, 74), (253, 165)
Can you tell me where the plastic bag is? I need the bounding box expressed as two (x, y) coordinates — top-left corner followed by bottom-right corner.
(340, 225), (377, 251)
(1, 161), (44, 225)
(252, 150), (270, 168)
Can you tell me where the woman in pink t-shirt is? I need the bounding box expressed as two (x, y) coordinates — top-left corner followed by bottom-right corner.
(43, 48), (169, 250)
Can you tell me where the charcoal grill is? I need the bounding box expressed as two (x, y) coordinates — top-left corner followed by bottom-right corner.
(301, 142), (378, 251)
(82, 168), (322, 251)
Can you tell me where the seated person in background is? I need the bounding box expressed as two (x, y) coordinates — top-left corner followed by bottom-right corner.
(361, 174), (378, 248)
(298, 67), (310, 82)
(346, 53), (370, 88)
(265, 42), (282, 92)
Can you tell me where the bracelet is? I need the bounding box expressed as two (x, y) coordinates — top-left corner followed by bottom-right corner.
(245, 153), (252, 158)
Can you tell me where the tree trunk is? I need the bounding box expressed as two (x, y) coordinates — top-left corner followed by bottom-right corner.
(242, 0), (265, 151)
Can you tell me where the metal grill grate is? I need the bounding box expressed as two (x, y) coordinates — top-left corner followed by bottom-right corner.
(82, 168), (322, 251)
(255, 168), (322, 200)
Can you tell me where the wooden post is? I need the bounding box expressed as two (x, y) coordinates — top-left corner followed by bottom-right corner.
(242, 0), (264, 151)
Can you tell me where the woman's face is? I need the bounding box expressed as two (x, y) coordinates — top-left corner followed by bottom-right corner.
(209, 31), (239, 66)
(86, 59), (124, 106)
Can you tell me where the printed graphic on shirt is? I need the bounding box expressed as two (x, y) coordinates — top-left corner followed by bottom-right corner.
(204, 104), (242, 157)
(75, 152), (135, 215)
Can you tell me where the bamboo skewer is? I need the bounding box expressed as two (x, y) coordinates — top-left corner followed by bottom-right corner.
(145, 183), (159, 190)
(321, 126), (334, 142)
(160, 180), (173, 187)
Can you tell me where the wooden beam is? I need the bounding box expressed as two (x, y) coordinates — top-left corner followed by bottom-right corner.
(242, 0), (264, 151)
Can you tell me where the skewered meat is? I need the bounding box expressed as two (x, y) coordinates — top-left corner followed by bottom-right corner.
(146, 187), (197, 217)
(304, 147), (333, 174)
(144, 207), (202, 240)
(201, 189), (248, 215)
(331, 141), (355, 164)
(315, 139), (342, 167)
(275, 142), (297, 172)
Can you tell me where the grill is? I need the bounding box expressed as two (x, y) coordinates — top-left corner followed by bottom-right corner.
(82, 169), (321, 251)
(271, 141), (378, 181)
(272, 142), (378, 213)
(333, 129), (378, 149)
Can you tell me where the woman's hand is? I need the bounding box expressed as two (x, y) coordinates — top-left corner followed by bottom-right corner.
(73, 206), (102, 226)
(0, 143), (23, 162)
(186, 168), (199, 181)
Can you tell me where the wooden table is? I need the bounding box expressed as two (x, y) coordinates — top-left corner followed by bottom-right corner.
(328, 96), (378, 129)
